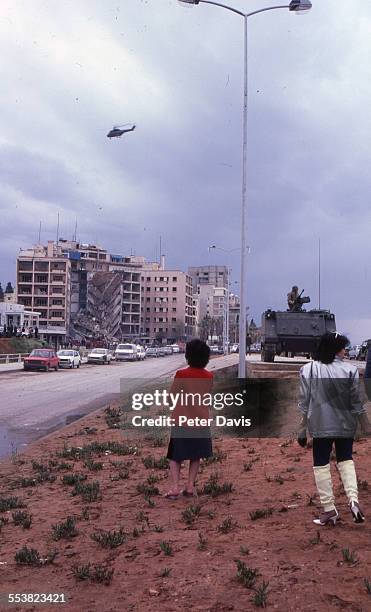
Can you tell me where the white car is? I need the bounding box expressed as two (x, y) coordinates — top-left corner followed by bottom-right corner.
(115, 343), (138, 361)
(87, 348), (112, 365)
(57, 349), (81, 369)
(171, 344), (180, 353)
(136, 345), (146, 360)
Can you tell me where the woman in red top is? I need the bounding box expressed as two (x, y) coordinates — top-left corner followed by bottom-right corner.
(166, 339), (213, 499)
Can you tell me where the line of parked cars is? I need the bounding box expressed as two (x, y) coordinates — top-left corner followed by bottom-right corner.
(145, 344), (180, 358)
(23, 343), (182, 371)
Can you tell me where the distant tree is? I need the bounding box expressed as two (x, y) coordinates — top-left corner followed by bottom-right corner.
(5, 282), (14, 294)
(0, 283), (4, 302)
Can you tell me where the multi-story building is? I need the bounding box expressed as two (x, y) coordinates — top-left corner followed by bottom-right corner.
(17, 241), (71, 345)
(188, 265), (228, 293)
(140, 268), (196, 343)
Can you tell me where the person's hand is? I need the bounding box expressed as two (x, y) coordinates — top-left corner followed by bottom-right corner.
(297, 426), (307, 448)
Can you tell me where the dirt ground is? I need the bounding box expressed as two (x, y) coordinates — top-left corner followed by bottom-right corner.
(0, 406), (370, 612)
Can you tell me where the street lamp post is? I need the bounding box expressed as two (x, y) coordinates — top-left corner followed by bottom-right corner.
(178, 0), (312, 377)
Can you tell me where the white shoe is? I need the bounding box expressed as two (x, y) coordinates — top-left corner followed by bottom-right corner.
(313, 508), (339, 526)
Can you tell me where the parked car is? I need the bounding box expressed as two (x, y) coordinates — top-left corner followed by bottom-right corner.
(87, 348), (112, 365)
(57, 349), (81, 369)
(145, 346), (159, 358)
(230, 343), (239, 353)
(163, 345), (173, 355)
(115, 343), (138, 361)
(136, 345), (146, 360)
(210, 345), (223, 355)
(171, 344), (180, 353)
(157, 346), (166, 357)
(24, 348), (59, 372)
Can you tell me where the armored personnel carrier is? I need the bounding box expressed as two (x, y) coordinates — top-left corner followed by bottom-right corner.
(260, 289), (336, 362)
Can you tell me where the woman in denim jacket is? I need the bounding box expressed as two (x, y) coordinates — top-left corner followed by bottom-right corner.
(298, 332), (371, 526)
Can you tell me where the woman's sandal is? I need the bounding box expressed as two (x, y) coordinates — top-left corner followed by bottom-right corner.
(313, 508), (339, 526)
(182, 490), (197, 498)
(350, 501), (365, 523)
(164, 491), (182, 500)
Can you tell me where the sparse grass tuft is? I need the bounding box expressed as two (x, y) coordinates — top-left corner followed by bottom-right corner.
(342, 548), (359, 565)
(203, 449), (226, 465)
(31, 460), (48, 472)
(153, 525), (164, 533)
(236, 560), (260, 589)
(364, 577), (371, 595)
(309, 531), (321, 545)
(160, 567), (172, 577)
(0, 497), (26, 513)
(91, 529), (126, 549)
(15, 546), (41, 566)
(58, 440), (138, 460)
(136, 511), (150, 525)
(110, 469), (129, 481)
(181, 505), (201, 525)
(306, 494), (316, 506)
(72, 481), (101, 502)
(243, 461), (253, 472)
(160, 541), (173, 556)
(104, 405), (123, 428)
(197, 532), (208, 550)
(52, 516), (78, 541)
(358, 479), (369, 491)
(12, 510), (32, 529)
(72, 563), (114, 585)
(62, 473), (87, 486)
(136, 482), (160, 497)
(201, 473), (233, 498)
(240, 546), (250, 555)
(253, 581), (269, 607)
(249, 508), (273, 521)
(217, 516), (237, 534)
(72, 563), (91, 581)
(142, 455), (169, 470)
(145, 495), (156, 508)
(83, 458), (103, 472)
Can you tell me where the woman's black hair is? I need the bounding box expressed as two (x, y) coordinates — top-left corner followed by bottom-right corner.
(315, 332), (349, 364)
(185, 339), (210, 368)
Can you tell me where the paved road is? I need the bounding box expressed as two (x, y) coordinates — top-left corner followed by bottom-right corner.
(0, 356), (189, 430)
(0, 353), (240, 458)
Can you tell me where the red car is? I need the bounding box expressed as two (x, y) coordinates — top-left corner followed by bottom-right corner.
(24, 349), (59, 372)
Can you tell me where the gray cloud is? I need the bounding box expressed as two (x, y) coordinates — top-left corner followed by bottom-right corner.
(1, 0), (371, 341)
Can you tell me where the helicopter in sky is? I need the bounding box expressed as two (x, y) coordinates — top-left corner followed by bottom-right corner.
(106, 123), (136, 139)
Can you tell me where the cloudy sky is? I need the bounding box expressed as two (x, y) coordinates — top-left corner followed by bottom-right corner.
(1, 0), (370, 341)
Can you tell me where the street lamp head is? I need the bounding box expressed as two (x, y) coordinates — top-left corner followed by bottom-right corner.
(289, 0), (312, 11)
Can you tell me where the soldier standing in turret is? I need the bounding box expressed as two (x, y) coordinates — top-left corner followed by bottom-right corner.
(287, 286), (299, 311)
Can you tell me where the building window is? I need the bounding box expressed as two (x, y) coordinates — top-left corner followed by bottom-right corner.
(172, 287), (177, 292)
